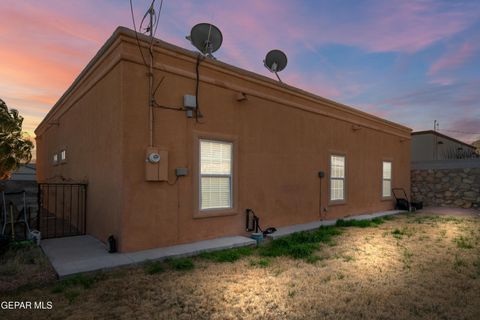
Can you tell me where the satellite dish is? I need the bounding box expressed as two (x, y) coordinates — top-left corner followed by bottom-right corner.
(186, 23), (223, 58)
(264, 49), (287, 82)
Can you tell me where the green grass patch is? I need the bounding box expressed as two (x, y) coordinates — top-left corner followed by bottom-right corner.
(410, 215), (441, 224)
(167, 258), (194, 271)
(392, 228), (404, 239)
(200, 246), (253, 263)
(453, 254), (467, 271)
(454, 236), (474, 249)
(249, 258), (271, 268)
(392, 227), (414, 239)
(144, 261), (165, 274)
(51, 274), (98, 294)
(64, 289), (80, 304)
(335, 217), (385, 228)
(305, 255), (324, 264)
(259, 226), (341, 260)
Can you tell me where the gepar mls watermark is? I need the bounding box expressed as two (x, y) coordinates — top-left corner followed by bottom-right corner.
(1, 301), (53, 310)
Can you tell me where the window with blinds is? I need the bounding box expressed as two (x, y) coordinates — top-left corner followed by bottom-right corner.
(330, 155), (345, 201)
(382, 161), (392, 198)
(200, 139), (233, 210)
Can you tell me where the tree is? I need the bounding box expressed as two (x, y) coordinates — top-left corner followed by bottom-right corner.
(0, 99), (34, 180)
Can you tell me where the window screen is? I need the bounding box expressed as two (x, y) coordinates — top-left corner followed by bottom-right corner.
(330, 155), (345, 201)
(200, 140), (233, 210)
(382, 161), (392, 197)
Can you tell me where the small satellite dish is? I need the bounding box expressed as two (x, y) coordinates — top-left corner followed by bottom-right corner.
(264, 49), (288, 82)
(186, 23), (223, 58)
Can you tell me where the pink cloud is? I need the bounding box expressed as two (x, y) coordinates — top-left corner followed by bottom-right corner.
(1, 0), (479, 140)
(269, 0), (478, 54)
(443, 118), (480, 144)
(429, 42), (476, 76)
(282, 72), (341, 99)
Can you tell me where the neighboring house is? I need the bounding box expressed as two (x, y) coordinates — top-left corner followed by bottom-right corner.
(35, 27), (411, 252)
(411, 130), (477, 161)
(0, 164), (38, 217)
(9, 164), (36, 181)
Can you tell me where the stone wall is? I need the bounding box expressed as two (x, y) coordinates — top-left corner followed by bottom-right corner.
(411, 167), (480, 209)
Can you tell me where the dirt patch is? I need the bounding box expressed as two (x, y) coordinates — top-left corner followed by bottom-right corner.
(2, 212), (480, 319)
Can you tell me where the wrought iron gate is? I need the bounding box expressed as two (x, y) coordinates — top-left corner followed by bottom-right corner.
(37, 183), (87, 239)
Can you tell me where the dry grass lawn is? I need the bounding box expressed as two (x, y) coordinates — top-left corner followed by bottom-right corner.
(2, 212), (480, 319)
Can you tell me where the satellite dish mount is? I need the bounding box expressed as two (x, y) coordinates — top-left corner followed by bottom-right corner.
(264, 49), (288, 83)
(186, 23), (223, 59)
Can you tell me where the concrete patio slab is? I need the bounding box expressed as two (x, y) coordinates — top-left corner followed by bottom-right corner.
(267, 210), (403, 240)
(41, 235), (256, 278)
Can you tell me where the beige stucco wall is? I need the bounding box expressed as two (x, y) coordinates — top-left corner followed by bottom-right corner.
(118, 32), (411, 252)
(36, 28), (411, 252)
(35, 40), (124, 244)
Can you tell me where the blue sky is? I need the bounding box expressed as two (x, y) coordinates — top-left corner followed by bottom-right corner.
(1, 0), (479, 142)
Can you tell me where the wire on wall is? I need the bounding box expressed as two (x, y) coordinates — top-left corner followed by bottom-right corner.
(195, 53), (204, 122)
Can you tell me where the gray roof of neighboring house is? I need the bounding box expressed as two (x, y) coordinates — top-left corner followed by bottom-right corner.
(10, 164), (36, 181)
(412, 130), (475, 150)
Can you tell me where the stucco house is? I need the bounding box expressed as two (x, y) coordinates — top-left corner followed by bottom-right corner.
(411, 130), (476, 161)
(35, 27), (411, 252)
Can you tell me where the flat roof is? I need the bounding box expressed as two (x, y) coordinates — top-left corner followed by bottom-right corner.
(36, 26), (411, 136)
(412, 130), (474, 149)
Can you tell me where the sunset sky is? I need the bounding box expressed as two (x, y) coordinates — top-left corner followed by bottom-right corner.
(1, 0), (479, 145)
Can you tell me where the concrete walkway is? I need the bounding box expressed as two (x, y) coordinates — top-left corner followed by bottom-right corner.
(42, 209), (405, 278)
(41, 235), (256, 278)
(266, 210), (403, 240)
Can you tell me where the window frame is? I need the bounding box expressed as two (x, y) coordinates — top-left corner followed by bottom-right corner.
(60, 149), (67, 163)
(329, 153), (347, 205)
(193, 131), (238, 218)
(381, 160), (393, 200)
(52, 153), (59, 165)
(199, 139), (233, 211)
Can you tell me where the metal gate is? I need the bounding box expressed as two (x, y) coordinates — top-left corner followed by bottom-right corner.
(37, 183), (87, 239)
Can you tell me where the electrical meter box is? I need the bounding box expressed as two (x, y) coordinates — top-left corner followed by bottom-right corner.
(145, 147), (168, 181)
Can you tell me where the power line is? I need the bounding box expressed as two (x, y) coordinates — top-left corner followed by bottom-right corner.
(153, 0), (164, 38)
(129, 0), (148, 68)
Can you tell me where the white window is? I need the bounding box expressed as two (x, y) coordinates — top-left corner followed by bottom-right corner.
(382, 161), (392, 198)
(199, 139), (233, 210)
(330, 155), (345, 201)
(53, 153), (58, 164)
(60, 149), (66, 161)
